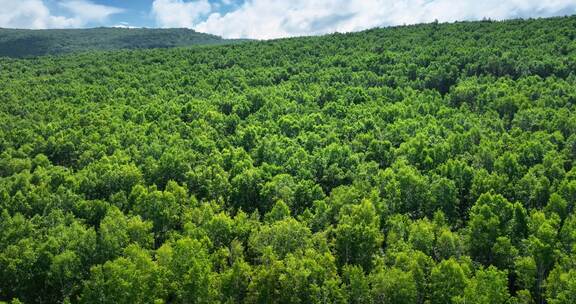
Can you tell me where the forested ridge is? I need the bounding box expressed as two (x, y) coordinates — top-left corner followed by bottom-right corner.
(0, 27), (237, 58)
(1, 15), (576, 304)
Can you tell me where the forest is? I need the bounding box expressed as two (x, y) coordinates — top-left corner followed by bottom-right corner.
(0, 28), (237, 58)
(0, 15), (576, 304)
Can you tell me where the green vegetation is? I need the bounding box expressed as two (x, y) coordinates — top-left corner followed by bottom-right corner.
(1, 15), (576, 303)
(0, 27), (239, 58)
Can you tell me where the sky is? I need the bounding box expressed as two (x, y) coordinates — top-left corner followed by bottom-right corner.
(0, 0), (575, 39)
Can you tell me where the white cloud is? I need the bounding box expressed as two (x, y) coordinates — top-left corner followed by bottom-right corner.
(112, 22), (139, 29)
(0, 0), (123, 29)
(59, 0), (124, 24)
(152, 0), (576, 39)
(0, 0), (75, 28)
(152, 0), (212, 28)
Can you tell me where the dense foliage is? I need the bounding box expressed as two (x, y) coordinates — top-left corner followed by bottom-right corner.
(0, 27), (238, 58)
(1, 16), (576, 304)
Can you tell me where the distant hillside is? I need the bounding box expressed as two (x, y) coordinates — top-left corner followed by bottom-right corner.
(0, 27), (240, 58)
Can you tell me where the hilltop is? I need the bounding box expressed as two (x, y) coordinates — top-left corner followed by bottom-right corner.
(0, 27), (241, 58)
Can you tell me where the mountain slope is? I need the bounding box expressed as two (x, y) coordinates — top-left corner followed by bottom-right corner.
(0, 27), (240, 58)
(1, 16), (576, 304)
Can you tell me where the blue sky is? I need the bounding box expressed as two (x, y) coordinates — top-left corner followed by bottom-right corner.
(42, 0), (244, 28)
(44, 0), (154, 27)
(1, 0), (576, 39)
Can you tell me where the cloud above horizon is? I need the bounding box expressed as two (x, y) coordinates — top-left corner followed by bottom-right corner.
(152, 0), (212, 28)
(0, 0), (123, 29)
(153, 0), (576, 39)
